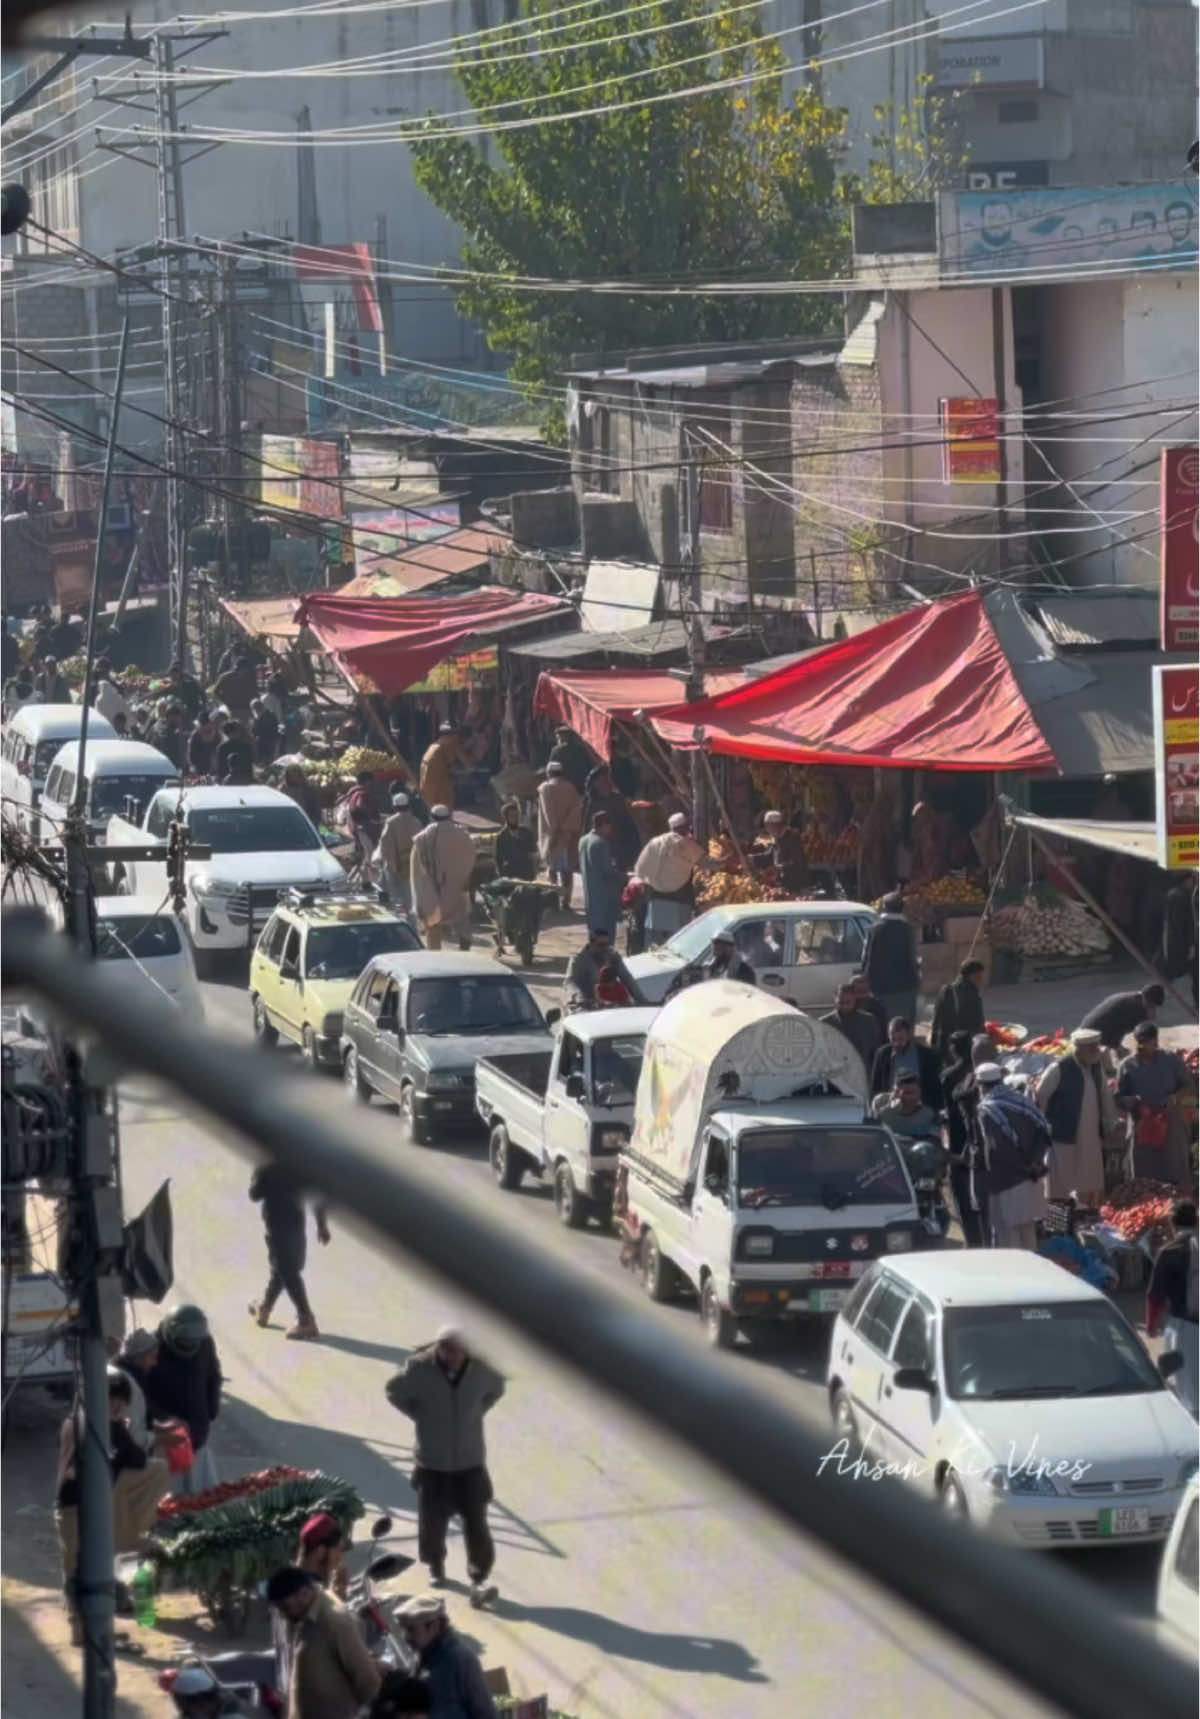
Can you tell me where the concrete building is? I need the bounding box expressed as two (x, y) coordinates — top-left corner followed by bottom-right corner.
(781, 0), (1197, 188)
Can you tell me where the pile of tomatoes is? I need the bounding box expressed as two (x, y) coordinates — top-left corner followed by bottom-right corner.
(1099, 1178), (1178, 1242)
(156, 1465), (309, 1523)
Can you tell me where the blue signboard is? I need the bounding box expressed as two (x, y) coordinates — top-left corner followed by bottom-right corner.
(944, 183), (1199, 277)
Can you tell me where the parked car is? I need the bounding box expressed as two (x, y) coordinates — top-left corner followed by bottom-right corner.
(39, 738), (179, 849)
(476, 1007), (655, 1227)
(1157, 1473), (1198, 1656)
(340, 952), (553, 1144)
(92, 894), (203, 1022)
(106, 784), (347, 972)
(624, 900), (878, 1008)
(1, 703), (115, 836)
(826, 1251), (1198, 1548)
(250, 890), (422, 1068)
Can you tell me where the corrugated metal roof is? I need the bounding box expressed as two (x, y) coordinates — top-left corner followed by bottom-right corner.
(1009, 812), (1159, 864)
(1022, 592), (1159, 650)
(339, 526), (509, 596)
(568, 351), (839, 389)
(507, 618), (730, 662)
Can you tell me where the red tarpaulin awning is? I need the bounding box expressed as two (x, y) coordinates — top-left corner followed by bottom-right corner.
(650, 594), (1056, 772)
(534, 668), (748, 760)
(294, 587), (569, 696)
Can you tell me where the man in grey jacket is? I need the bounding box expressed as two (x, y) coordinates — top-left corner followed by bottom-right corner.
(386, 1327), (505, 1607)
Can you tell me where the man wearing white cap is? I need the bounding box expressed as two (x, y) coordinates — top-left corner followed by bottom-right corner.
(633, 811), (709, 943)
(377, 790), (422, 912)
(395, 1591), (498, 1717)
(385, 1328), (505, 1606)
(410, 807), (476, 951)
(537, 759), (582, 911)
(1034, 1027), (1118, 1209)
(976, 1063), (1052, 1248)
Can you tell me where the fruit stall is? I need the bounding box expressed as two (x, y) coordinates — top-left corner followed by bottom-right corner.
(148, 1465), (363, 1632)
(987, 884), (1112, 983)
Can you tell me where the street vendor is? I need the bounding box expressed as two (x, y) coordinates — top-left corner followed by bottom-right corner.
(582, 764), (641, 870)
(537, 760), (583, 912)
(1034, 1028), (1118, 1209)
(1115, 1022), (1195, 1188)
(1079, 983), (1164, 1054)
(494, 799), (537, 881)
(863, 893), (920, 1026)
(419, 723), (462, 811)
(634, 812), (708, 943)
(578, 811), (624, 941)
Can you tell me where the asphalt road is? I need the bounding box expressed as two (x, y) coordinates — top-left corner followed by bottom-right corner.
(110, 953), (1167, 1716)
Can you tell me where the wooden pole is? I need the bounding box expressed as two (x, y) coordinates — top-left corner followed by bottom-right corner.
(698, 743), (752, 873)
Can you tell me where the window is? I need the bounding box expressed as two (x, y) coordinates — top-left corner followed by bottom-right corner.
(280, 928), (301, 971)
(736, 1127), (910, 1209)
(95, 915), (183, 961)
(698, 461), (733, 534)
(406, 977), (543, 1035)
(842, 1267), (878, 1327)
(942, 1302), (1163, 1401)
(998, 100), (1038, 124)
(55, 770), (76, 807)
(892, 1301), (932, 1372)
(34, 740), (65, 784)
(857, 1278), (910, 1355)
(557, 1033), (584, 1083)
(1174, 1500), (1198, 1594)
(379, 980), (401, 1023)
(44, 766), (62, 800)
(258, 916), (286, 964)
(357, 966), (393, 1017)
(733, 919), (786, 967)
(304, 919), (419, 980)
(146, 796), (174, 838)
(590, 1034), (646, 1105)
(702, 1133), (730, 1198)
(187, 805), (321, 854)
(793, 917), (860, 966)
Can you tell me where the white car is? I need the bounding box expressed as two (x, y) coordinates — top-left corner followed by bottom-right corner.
(93, 894), (203, 1022)
(826, 1251), (1198, 1548)
(625, 900), (877, 1009)
(1158, 1474), (1198, 1655)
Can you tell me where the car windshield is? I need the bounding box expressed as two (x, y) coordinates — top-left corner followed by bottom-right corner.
(590, 1034), (646, 1105)
(188, 805), (321, 853)
(95, 915), (183, 961)
(305, 920), (419, 980)
(90, 774), (179, 819)
(736, 1127), (910, 1210)
(665, 911), (732, 964)
(406, 977), (542, 1035)
(943, 1302), (1163, 1401)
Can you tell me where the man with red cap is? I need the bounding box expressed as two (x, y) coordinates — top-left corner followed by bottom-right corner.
(298, 1511), (349, 1599)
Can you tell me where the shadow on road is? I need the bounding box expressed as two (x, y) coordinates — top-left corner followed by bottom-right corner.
(221, 1391), (419, 1520)
(491, 1599), (768, 1681)
(310, 1333), (413, 1367)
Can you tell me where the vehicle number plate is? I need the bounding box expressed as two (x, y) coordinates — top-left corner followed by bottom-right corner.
(1098, 1507), (1150, 1536)
(808, 1289), (849, 1313)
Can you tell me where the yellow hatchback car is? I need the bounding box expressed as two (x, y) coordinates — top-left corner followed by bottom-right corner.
(250, 891), (421, 1069)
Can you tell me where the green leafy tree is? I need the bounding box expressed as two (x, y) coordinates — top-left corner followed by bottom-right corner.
(861, 74), (969, 204)
(410, 0), (851, 432)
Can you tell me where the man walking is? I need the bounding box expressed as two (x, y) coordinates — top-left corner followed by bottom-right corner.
(377, 791), (422, 912)
(411, 806), (476, 951)
(871, 1018), (942, 1110)
(494, 799), (537, 881)
(1146, 1199), (1199, 1418)
(537, 760), (582, 910)
(975, 1063), (1051, 1249)
(578, 811), (623, 941)
(633, 812), (708, 943)
(419, 722), (461, 812)
(385, 1327), (505, 1606)
(248, 1162), (330, 1342)
(930, 959), (987, 1059)
(821, 982), (880, 1075)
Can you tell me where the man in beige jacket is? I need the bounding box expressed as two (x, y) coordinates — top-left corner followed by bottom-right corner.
(266, 1566), (381, 1719)
(410, 806), (476, 950)
(537, 761), (582, 911)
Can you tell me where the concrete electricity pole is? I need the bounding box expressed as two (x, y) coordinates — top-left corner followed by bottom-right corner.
(682, 430), (709, 841)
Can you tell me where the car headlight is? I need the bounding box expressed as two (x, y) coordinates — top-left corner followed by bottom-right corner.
(596, 1126), (629, 1152)
(425, 1070), (470, 1092)
(743, 1232), (774, 1258)
(320, 1013), (343, 1039)
(990, 1467), (1059, 1497)
(1176, 1455), (1199, 1487)
(191, 876), (234, 899)
(886, 1230), (913, 1252)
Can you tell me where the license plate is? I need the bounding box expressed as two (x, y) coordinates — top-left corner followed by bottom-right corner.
(1098, 1507), (1150, 1536)
(807, 1289), (849, 1313)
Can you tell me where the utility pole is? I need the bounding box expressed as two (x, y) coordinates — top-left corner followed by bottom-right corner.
(216, 245), (249, 590)
(63, 318), (131, 1719)
(682, 430), (709, 841)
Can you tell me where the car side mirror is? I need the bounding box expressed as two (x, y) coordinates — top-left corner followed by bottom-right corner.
(1158, 1350), (1184, 1380)
(564, 1072), (585, 1099)
(892, 1366), (934, 1394)
(545, 1006), (562, 1027)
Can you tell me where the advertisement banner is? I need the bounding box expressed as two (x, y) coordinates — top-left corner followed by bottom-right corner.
(405, 647), (498, 693)
(259, 436), (343, 519)
(1161, 445), (1199, 651)
(1153, 664), (1200, 870)
(934, 35), (1044, 90)
(940, 397), (1003, 483)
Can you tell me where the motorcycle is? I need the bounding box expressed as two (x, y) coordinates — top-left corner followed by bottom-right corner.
(902, 1136), (951, 1236)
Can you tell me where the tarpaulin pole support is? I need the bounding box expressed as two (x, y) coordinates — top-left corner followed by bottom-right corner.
(697, 740), (751, 874)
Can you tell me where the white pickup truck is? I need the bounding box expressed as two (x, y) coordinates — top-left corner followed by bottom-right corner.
(107, 783), (347, 972)
(475, 1007), (656, 1229)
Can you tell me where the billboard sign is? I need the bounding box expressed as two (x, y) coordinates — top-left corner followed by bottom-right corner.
(934, 36), (1044, 90)
(1153, 664), (1199, 870)
(940, 397), (1003, 484)
(1161, 446), (1199, 651)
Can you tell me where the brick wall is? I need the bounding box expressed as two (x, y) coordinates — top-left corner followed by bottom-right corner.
(789, 358), (886, 617)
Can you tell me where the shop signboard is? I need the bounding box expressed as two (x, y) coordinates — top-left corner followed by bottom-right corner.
(259, 436), (343, 518)
(1153, 664), (1199, 870)
(406, 647), (498, 693)
(940, 397), (1003, 483)
(933, 36), (1044, 90)
(1161, 445), (1199, 651)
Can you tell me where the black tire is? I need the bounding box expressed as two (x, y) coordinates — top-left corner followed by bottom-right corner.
(343, 1045), (371, 1102)
(398, 1083), (429, 1145)
(490, 1123), (524, 1190)
(700, 1276), (738, 1349)
(301, 1025), (323, 1072)
(940, 1470), (969, 1521)
(554, 1162), (588, 1230)
(193, 944), (218, 981)
(251, 995), (278, 1048)
(641, 1231), (675, 1302)
(830, 1385), (860, 1455)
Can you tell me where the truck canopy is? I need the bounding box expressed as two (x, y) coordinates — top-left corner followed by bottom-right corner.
(627, 981), (868, 1193)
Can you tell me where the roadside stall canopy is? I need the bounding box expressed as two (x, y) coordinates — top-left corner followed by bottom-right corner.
(1007, 811), (1160, 865)
(220, 595), (318, 650)
(534, 667), (747, 760)
(650, 593), (1057, 772)
(340, 524), (507, 597)
(294, 586), (570, 696)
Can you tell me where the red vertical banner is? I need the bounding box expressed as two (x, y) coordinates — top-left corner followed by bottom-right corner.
(1161, 445), (1199, 651)
(1153, 664), (1200, 870)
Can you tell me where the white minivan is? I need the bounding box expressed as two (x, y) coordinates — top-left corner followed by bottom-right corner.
(38, 739), (180, 847)
(1, 704), (116, 835)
